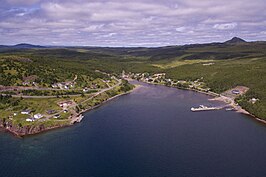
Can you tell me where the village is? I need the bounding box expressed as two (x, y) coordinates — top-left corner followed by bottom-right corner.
(122, 70), (212, 93)
(3, 70), (260, 126)
(1, 73), (125, 130)
(0, 68), (261, 136)
(122, 71), (259, 112)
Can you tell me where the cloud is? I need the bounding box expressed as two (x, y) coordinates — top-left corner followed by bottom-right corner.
(175, 27), (186, 32)
(0, 0), (265, 46)
(213, 23), (238, 30)
(5, 0), (39, 5)
(81, 25), (105, 32)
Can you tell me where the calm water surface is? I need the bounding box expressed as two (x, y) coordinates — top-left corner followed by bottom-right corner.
(1, 81), (266, 177)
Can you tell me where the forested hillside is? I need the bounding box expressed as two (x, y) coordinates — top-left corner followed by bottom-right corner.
(1, 38), (266, 120)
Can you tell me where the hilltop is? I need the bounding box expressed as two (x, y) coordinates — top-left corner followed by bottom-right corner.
(0, 43), (46, 49)
(225, 37), (247, 44)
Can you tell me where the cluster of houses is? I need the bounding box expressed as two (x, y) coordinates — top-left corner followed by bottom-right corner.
(58, 100), (74, 113)
(231, 89), (259, 104)
(19, 108), (61, 122)
(123, 72), (167, 83)
(17, 100), (75, 122)
(51, 81), (75, 90)
(59, 100), (74, 108)
(21, 110), (44, 122)
(21, 75), (38, 86)
(22, 81), (37, 86)
(123, 71), (210, 92)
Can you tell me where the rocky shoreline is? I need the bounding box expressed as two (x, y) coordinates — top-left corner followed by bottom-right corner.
(0, 118), (70, 137)
(0, 87), (137, 137)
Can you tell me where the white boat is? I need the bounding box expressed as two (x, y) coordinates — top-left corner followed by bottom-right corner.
(191, 105), (220, 112)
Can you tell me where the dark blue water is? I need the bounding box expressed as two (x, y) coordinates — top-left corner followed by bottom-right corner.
(1, 81), (266, 177)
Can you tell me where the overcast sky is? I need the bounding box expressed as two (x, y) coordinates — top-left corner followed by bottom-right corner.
(0, 0), (266, 46)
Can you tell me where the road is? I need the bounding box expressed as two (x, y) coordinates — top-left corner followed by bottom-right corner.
(0, 86), (99, 92)
(8, 92), (97, 99)
(42, 78), (122, 121)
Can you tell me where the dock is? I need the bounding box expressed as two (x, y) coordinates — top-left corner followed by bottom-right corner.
(191, 105), (223, 112)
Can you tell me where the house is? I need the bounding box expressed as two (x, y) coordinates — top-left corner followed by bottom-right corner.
(22, 82), (30, 86)
(57, 83), (63, 88)
(51, 83), (58, 88)
(34, 113), (43, 119)
(83, 88), (89, 92)
(203, 63), (214, 66)
(21, 110), (32, 115)
(26, 118), (35, 122)
(250, 98), (259, 104)
(153, 73), (166, 78)
(177, 80), (187, 84)
(53, 114), (61, 118)
(59, 101), (73, 107)
(232, 90), (240, 95)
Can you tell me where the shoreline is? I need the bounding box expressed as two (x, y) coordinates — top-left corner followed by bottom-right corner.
(2, 81), (265, 137)
(1, 85), (139, 137)
(138, 80), (266, 125)
(70, 85), (140, 124)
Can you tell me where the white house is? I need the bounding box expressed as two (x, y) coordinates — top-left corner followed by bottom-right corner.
(250, 98), (259, 104)
(83, 88), (89, 92)
(59, 101), (73, 107)
(21, 110), (31, 115)
(34, 113), (43, 119)
(153, 73), (166, 78)
(53, 114), (61, 119)
(51, 84), (58, 88)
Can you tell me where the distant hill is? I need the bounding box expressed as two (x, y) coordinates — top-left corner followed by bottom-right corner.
(1, 38), (266, 61)
(224, 37), (247, 44)
(77, 38), (264, 61)
(0, 43), (46, 49)
(13, 43), (45, 49)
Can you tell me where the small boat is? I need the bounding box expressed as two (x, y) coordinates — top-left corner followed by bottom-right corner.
(225, 108), (234, 111)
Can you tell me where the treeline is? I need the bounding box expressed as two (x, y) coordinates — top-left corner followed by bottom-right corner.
(0, 94), (20, 109)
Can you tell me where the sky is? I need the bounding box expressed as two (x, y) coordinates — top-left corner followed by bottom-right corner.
(0, 0), (266, 47)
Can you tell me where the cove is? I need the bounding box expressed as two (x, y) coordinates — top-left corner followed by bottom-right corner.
(1, 81), (266, 177)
